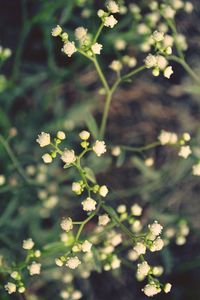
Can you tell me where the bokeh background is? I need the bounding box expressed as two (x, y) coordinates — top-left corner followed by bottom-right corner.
(0, 0), (200, 299)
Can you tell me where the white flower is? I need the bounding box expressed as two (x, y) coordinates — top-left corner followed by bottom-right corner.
(18, 286), (25, 293)
(35, 250), (41, 257)
(99, 185), (109, 197)
(131, 204), (143, 216)
(57, 131), (66, 140)
(163, 5), (176, 19)
(98, 214), (110, 226)
(132, 220), (142, 232)
(27, 262), (41, 275)
(104, 15), (118, 28)
(72, 290), (82, 300)
(148, 221), (163, 236)
(115, 39), (126, 50)
(151, 30), (164, 42)
(150, 237), (164, 252)
(127, 249), (139, 261)
(192, 163), (200, 176)
(0, 174), (6, 186)
(111, 255), (121, 269)
(97, 9), (106, 18)
(110, 233), (122, 246)
(81, 240), (92, 252)
(91, 43), (103, 55)
(172, 0), (184, 10)
(185, 2), (194, 13)
(79, 130), (90, 140)
(62, 41), (77, 57)
(60, 217), (73, 232)
(164, 283), (172, 293)
(176, 236), (186, 245)
(23, 238), (34, 250)
(82, 197), (97, 211)
(66, 256), (81, 269)
(11, 271), (20, 280)
(183, 132), (191, 141)
(51, 25), (62, 37)
(61, 149), (76, 165)
(36, 132), (50, 147)
(111, 146), (121, 156)
(178, 145), (192, 159)
(164, 66), (174, 78)
(75, 27), (88, 41)
(137, 261), (150, 277)
(145, 157), (154, 167)
(106, 0), (119, 13)
(142, 283), (161, 297)
(72, 182), (82, 194)
(42, 153), (52, 164)
(158, 130), (178, 145)
(156, 55), (168, 70)
(4, 282), (16, 294)
(109, 60), (122, 72)
(134, 242), (146, 255)
(55, 258), (64, 267)
(117, 204), (126, 213)
(145, 54), (157, 68)
(93, 140), (106, 157)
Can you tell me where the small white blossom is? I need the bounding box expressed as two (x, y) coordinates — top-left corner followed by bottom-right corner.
(93, 140), (106, 157)
(61, 149), (76, 165)
(151, 30), (164, 42)
(142, 283), (161, 297)
(55, 258), (64, 267)
(75, 27), (88, 41)
(98, 214), (110, 226)
(178, 145), (192, 159)
(106, 0), (119, 13)
(60, 217), (73, 232)
(117, 204), (126, 214)
(150, 237), (164, 252)
(131, 204), (143, 216)
(72, 290), (82, 300)
(66, 256), (81, 269)
(57, 131), (66, 140)
(110, 233), (122, 246)
(0, 174), (6, 186)
(35, 250), (41, 257)
(185, 2), (194, 13)
(99, 185), (109, 197)
(91, 43), (103, 55)
(4, 282), (16, 294)
(111, 255), (121, 269)
(127, 249), (139, 261)
(72, 182), (82, 194)
(115, 39), (126, 50)
(62, 41), (77, 57)
(18, 286), (25, 293)
(11, 271), (20, 280)
(137, 261), (150, 277)
(132, 220), (142, 232)
(81, 240), (92, 252)
(156, 55), (168, 70)
(82, 197), (97, 211)
(145, 54), (157, 68)
(42, 153), (52, 164)
(97, 9), (106, 18)
(164, 283), (172, 293)
(148, 221), (163, 236)
(176, 236), (186, 245)
(36, 132), (50, 147)
(109, 60), (122, 72)
(192, 163), (200, 176)
(134, 242), (146, 255)
(164, 66), (174, 78)
(104, 15), (118, 28)
(111, 146), (121, 156)
(51, 25), (62, 37)
(158, 130), (178, 145)
(163, 5), (176, 19)
(183, 132), (191, 141)
(27, 262), (41, 276)
(23, 238), (34, 250)
(79, 130), (90, 140)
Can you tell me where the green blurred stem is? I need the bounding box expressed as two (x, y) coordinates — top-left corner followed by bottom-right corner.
(120, 141), (161, 153)
(93, 56), (110, 92)
(93, 22), (104, 43)
(0, 135), (31, 184)
(168, 55), (200, 84)
(166, 18), (185, 60)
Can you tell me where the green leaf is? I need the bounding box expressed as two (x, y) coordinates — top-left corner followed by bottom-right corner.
(84, 167), (96, 184)
(85, 112), (99, 139)
(116, 150), (126, 167)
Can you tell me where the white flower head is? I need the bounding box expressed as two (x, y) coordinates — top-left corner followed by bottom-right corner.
(104, 15), (118, 28)
(62, 41), (77, 57)
(185, 2), (194, 13)
(145, 54), (157, 68)
(61, 149), (76, 165)
(158, 130), (178, 145)
(137, 261), (150, 277)
(111, 146), (121, 156)
(0, 174), (6, 186)
(106, 1), (120, 13)
(134, 242), (146, 255)
(98, 214), (110, 226)
(66, 256), (81, 269)
(52, 25), (62, 37)
(55, 258), (64, 267)
(36, 132), (50, 147)
(57, 131), (66, 140)
(27, 262), (41, 276)
(79, 130), (90, 140)
(42, 153), (52, 164)
(109, 60), (122, 72)
(81, 240), (92, 252)
(82, 197), (97, 211)
(156, 55), (168, 70)
(99, 185), (109, 197)
(4, 282), (16, 294)
(131, 204), (143, 216)
(142, 283), (161, 297)
(72, 182), (82, 194)
(164, 66), (174, 78)
(192, 163), (200, 176)
(150, 237), (164, 252)
(91, 43), (103, 55)
(178, 145), (192, 159)
(148, 221), (163, 236)
(60, 217), (73, 232)
(75, 27), (88, 41)
(93, 140), (106, 157)
(23, 238), (35, 250)
(151, 30), (164, 42)
(164, 283), (172, 293)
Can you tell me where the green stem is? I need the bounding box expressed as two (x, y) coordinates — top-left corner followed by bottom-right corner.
(93, 56), (110, 92)
(121, 65), (146, 82)
(166, 18), (184, 60)
(168, 55), (200, 84)
(93, 22), (104, 43)
(120, 141), (161, 153)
